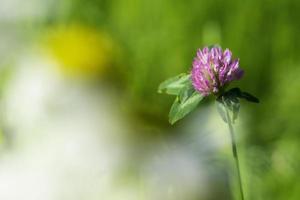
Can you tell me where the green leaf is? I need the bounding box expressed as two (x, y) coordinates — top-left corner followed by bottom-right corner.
(240, 91), (259, 103)
(218, 88), (259, 103)
(168, 91), (204, 124)
(178, 84), (194, 102)
(216, 100), (228, 123)
(231, 99), (240, 122)
(158, 73), (191, 95)
(216, 87), (259, 123)
(216, 95), (240, 124)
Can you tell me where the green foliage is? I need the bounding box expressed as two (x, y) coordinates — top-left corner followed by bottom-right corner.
(216, 88), (259, 123)
(158, 73), (204, 124)
(169, 91), (203, 124)
(157, 73), (191, 95)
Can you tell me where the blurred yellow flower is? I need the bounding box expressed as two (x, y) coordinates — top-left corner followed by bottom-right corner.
(45, 24), (114, 78)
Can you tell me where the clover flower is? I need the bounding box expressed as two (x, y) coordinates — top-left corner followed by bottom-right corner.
(158, 45), (259, 200)
(191, 47), (244, 96)
(158, 45), (258, 124)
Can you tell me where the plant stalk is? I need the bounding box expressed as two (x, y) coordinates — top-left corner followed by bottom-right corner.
(224, 104), (245, 200)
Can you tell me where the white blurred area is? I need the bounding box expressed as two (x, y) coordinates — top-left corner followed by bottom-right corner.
(0, 0), (59, 23)
(0, 53), (135, 200)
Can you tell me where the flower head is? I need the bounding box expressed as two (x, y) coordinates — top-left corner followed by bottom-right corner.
(191, 46), (244, 96)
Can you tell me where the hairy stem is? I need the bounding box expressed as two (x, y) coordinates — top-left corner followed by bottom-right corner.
(224, 103), (245, 200)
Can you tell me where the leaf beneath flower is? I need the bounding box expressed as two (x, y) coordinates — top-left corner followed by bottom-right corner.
(216, 96), (240, 124)
(240, 91), (259, 103)
(216, 87), (259, 124)
(219, 88), (259, 103)
(168, 91), (204, 124)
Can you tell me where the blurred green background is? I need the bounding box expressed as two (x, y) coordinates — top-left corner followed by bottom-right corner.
(0, 0), (299, 199)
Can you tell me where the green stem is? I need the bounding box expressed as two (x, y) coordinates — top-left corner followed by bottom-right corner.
(224, 103), (245, 200)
